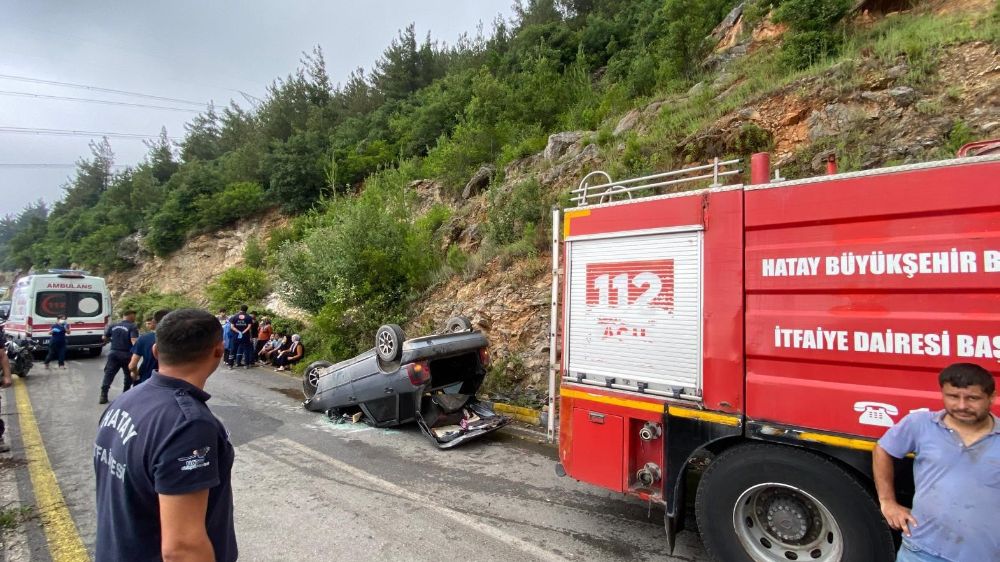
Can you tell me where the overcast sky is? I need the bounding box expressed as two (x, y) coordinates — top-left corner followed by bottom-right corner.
(0, 0), (514, 217)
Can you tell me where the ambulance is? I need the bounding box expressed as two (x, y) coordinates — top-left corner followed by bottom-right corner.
(5, 270), (111, 355)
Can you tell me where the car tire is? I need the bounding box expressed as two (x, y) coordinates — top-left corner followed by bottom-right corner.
(444, 315), (472, 333)
(302, 360), (331, 399)
(695, 443), (895, 562)
(375, 324), (405, 362)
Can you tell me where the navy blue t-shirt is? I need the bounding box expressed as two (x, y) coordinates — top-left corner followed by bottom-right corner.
(94, 372), (237, 562)
(130, 332), (157, 384)
(49, 322), (68, 344)
(105, 320), (139, 352)
(228, 312), (251, 332)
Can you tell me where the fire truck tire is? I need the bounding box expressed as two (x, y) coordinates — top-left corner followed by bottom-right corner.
(695, 443), (894, 562)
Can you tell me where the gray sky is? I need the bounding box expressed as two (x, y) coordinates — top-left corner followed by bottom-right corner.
(0, 0), (514, 217)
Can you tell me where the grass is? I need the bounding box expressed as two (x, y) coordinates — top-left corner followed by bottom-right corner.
(0, 503), (35, 531)
(604, 3), (994, 182)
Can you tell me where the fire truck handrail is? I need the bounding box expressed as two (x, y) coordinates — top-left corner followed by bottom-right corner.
(572, 158), (741, 206)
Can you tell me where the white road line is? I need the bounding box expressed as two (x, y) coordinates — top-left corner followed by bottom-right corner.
(271, 437), (568, 562)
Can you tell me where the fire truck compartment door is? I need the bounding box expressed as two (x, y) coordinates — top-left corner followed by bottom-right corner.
(565, 230), (703, 398)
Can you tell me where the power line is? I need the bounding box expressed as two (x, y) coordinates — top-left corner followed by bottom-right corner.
(0, 73), (209, 107)
(0, 126), (180, 141)
(0, 90), (200, 113)
(0, 163), (132, 169)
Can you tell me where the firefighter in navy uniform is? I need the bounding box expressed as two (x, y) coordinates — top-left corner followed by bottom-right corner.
(99, 310), (139, 404)
(93, 308), (237, 561)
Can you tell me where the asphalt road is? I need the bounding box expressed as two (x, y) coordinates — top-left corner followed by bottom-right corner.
(2, 353), (709, 561)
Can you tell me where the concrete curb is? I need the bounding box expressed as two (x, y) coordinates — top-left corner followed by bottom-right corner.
(490, 402), (547, 427)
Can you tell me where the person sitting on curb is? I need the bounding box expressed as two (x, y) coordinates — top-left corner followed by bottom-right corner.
(257, 333), (281, 365)
(45, 314), (70, 369)
(273, 334), (304, 372)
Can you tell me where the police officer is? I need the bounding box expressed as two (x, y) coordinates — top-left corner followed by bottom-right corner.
(99, 310), (139, 404)
(93, 308), (237, 561)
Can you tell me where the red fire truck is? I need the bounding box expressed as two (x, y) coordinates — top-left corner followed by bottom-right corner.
(550, 148), (1000, 561)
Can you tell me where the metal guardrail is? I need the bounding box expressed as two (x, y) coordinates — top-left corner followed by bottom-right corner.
(571, 157), (742, 207)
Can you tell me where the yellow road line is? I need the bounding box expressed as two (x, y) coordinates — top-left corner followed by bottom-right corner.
(12, 377), (90, 561)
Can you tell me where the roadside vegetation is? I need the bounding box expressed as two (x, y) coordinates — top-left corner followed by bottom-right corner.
(0, 0), (994, 368)
(0, 502), (35, 532)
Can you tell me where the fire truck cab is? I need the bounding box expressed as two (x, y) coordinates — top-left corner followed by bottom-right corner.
(552, 152), (1000, 561)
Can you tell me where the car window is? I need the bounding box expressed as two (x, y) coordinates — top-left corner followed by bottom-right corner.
(35, 291), (103, 318)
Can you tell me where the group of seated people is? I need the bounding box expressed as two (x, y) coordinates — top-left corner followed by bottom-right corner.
(258, 333), (304, 371)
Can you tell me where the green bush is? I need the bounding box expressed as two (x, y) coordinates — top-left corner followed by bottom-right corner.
(206, 266), (271, 311)
(243, 237), (265, 268)
(446, 245), (469, 271)
(194, 182), (268, 231)
(774, 0), (852, 69)
(277, 169), (443, 358)
(485, 179), (545, 246)
(780, 30), (844, 69)
(732, 122), (774, 154)
(115, 292), (197, 325)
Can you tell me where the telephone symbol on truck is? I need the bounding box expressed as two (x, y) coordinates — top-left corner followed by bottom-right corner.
(853, 401), (898, 427)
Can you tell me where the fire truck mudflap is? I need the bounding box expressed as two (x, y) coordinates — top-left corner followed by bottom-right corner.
(555, 153), (1000, 562)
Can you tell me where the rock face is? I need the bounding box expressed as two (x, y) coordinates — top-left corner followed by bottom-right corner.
(462, 165), (495, 199)
(407, 257), (552, 388)
(543, 131), (587, 161)
(106, 210), (290, 306)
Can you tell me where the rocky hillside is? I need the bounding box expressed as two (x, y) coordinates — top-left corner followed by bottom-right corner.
(102, 0), (998, 405)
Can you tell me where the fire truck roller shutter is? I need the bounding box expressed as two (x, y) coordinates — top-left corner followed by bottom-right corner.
(565, 229), (703, 397)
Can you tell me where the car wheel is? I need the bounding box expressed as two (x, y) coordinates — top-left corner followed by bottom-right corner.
(302, 360), (331, 399)
(444, 315), (472, 333)
(375, 324), (405, 362)
(695, 443), (894, 562)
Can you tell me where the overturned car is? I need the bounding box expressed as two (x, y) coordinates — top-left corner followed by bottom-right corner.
(302, 317), (511, 448)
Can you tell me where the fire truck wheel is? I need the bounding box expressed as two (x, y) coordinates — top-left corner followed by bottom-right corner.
(302, 360), (331, 399)
(695, 443), (894, 562)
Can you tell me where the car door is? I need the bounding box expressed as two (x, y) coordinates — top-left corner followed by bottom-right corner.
(353, 360), (406, 426)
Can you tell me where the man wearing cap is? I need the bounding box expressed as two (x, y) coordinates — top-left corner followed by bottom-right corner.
(94, 308), (237, 561)
(99, 310), (139, 404)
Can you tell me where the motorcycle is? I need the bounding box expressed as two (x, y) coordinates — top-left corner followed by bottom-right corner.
(6, 335), (35, 378)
